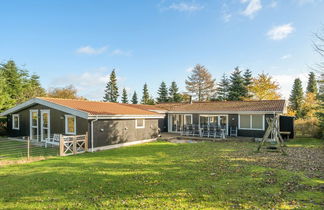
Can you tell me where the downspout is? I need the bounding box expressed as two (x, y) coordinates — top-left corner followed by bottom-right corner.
(91, 116), (98, 152)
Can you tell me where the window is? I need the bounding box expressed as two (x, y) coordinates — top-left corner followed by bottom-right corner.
(135, 119), (145, 129)
(12, 114), (19, 130)
(65, 115), (76, 135)
(184, 114), (192, 125)
(239, 114), (264, 130)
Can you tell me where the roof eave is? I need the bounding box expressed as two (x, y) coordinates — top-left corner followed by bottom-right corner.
(88, 114), (165, 120)
(0, 98), (89, 119)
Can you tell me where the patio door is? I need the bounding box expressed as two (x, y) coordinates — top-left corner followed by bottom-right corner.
(40, 110), (50, 142)
(30, 110), (39, 141)
(199, 115), (228, 134)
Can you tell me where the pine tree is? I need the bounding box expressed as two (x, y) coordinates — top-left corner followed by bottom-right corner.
(228, 67), (246, 101)
(141, 83), (150, 104)
(169, 81), (182, 102)
(131, 91), (138, 104)
(103, 69), (119, 102)
(0, 72), (14, 112)
(121, 88), (128, 103)
(185, 64), (216, 101)
(157, 81), (168, 103)
(216, 73), (230, 101)
(0, 60), (45, 105)
(289, 78), (304, 118)
(243, 69), (253, 99)
(306, 72), (318, 94)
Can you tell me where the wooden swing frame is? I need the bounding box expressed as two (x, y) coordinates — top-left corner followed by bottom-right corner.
(257, 115), (287, 155)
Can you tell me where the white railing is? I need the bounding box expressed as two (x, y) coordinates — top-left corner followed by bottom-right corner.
(59, 133), (88, 156)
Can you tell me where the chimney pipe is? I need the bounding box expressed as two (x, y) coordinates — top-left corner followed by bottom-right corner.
(189, 95), (192, 104)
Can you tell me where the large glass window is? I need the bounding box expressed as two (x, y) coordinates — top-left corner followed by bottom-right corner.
(239, 115), (250, 129)
(184, 115), (192, 125)
(252, 115), (263, 129)
(65, 115), (76, 135)
(239, 114), (264, 130)
(12, 114), (19, 130)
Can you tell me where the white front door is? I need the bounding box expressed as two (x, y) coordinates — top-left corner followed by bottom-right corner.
(30, 110), (39, 141)
(40, 110), (50, 142)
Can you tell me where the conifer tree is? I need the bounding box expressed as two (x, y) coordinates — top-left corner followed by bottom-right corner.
(121, 88), (128, 103)
(216, 73), (230, 101)
(141, 83), (150, 104)
(243, 69), (253, 99)
(157, 81), (168, 103)
(289, 78), (304, 118)
(0, 60), (45, 105)
(103, 69), (119, 102)
(131, 91), (138, 104)
(306, 72), (318, 94)
(169, 81), (182, 102)
(228, 67), (246, 101)
(185, 64), (216, 101)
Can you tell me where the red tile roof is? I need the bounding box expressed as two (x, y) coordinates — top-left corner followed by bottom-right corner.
(38, 97), (161, 115)
(164, 100), (286, 112)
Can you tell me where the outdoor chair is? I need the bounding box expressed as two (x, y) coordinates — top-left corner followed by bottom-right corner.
(201, 125), (209, 137)
(209, 126), (217, 138)
(192, 125), (201, 136)
(230, 127), (238, 137)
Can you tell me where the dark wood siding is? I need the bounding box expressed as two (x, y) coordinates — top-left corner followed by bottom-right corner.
(91, 119), (159, 147)
(7, 104), (88, 138)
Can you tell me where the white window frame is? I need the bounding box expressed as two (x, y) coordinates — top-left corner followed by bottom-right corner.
(40, 110), (51, 142)
(238, 114), (265, 130)
(184, 114), (193, 125)
(135, 119), (145, 129)
(65, 115), (76, 135)
(12, 114), (20, 130)
(30, 110), (39, 141)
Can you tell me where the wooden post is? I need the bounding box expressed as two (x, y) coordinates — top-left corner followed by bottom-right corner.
(27, 136), (30, 160)
(59, 135), (64, 156)
(84, 132), (88, 152)
(73, 136), (77, 155)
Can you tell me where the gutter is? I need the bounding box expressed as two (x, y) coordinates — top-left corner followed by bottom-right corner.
(91, 116), (98, 152)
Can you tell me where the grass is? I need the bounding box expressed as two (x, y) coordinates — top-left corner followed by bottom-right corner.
(0, 137), (323, 209)
(0, 138), (58, 162)
(286, 137), (323, 147)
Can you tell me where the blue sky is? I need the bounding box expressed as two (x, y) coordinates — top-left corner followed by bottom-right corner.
(0, 0), (323, 100)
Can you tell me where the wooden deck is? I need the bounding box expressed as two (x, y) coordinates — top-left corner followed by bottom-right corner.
(159, 132), (254, 142)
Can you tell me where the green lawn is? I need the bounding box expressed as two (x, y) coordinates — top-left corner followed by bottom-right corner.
(0, 138), (323, 209)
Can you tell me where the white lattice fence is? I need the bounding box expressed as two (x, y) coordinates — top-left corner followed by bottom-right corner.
(59, 133), (88, 156)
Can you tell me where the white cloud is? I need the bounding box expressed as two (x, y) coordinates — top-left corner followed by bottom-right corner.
(111, 49), (132, 56)
(267, 23), (295, 40)
(280, 54), (292, 60)
(273, 72), (308, 99)
(50, 67), (127, 100)
(241, 0), (262, 18)
(76, 46), (107, 55)
(168, 2), (204, 12)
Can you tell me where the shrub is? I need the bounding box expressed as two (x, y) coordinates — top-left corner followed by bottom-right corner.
(0, 117), (7, 136)
(295, 118), (321, 138)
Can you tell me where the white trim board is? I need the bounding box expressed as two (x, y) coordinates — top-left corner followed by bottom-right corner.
(167, 111), (283, 114)
(89, 138), (157, 152)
